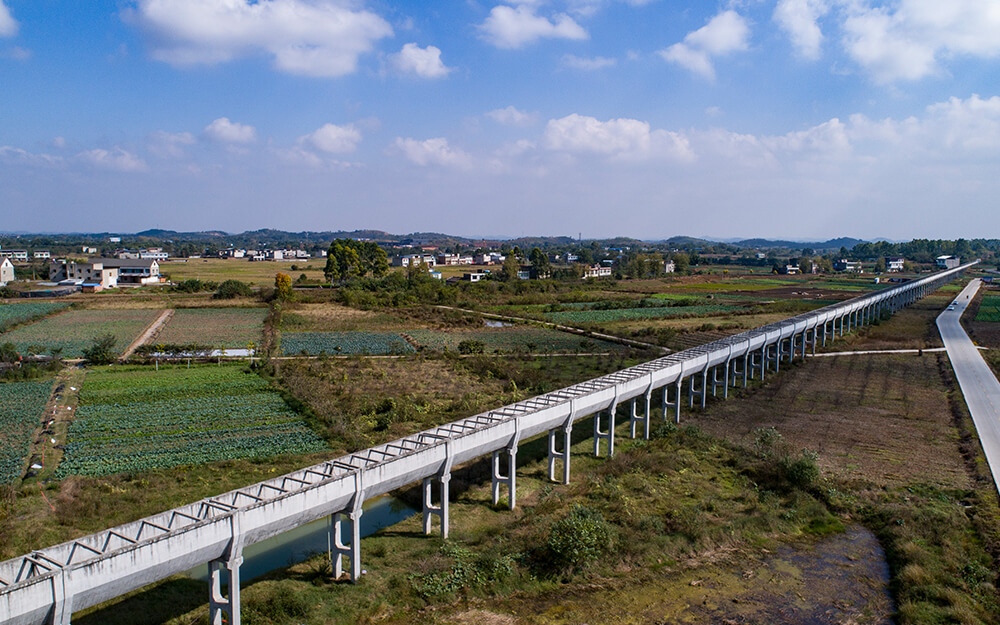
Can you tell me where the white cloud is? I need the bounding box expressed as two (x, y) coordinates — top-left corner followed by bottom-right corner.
(0, 45), (30, 60)
(203, 117), (257, 144)
(486, 105), (537, 126)
(543, 113), (693, 161)
(78, 148), (148, 172)
(561, 54), (616, 70)
(841, 0), (1000, 83)
(658, 10), (749, 80)
(0, 146), (63, 167)
(128, 0), (393, 77)
(392, 43), (452, 78)
(761, 117), (851, 156)
(300, 123), (362, 154)
(395, 137), (473, 169)
(479, 4), (587, 49)
(774, 0), (828, 60)
(0, 1), (17, 37)
(148, 130), (196, 158)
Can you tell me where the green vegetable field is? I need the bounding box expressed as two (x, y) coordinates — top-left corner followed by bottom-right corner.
(406, 327), (624, 353)
(976, 295), (1000, 322)
(0, 309), (162, 357)
(280, 332), (415, 355)
(0, 381), (53, 484)
(542, 304), (742, 324)
(154, 308), (266, 347)
(55, 365), (328, 478)
(0, 302), (70, 333)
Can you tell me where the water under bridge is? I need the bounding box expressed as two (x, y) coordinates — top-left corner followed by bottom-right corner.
(0, 261), (976, 625)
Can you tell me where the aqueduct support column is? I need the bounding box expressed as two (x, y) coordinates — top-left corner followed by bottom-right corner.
(547, 407), (575, 484)
(209, 513), (245, 625)
(491, 418), (520, 509)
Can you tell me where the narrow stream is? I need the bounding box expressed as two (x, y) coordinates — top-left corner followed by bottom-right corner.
(186, 495), (416, 582)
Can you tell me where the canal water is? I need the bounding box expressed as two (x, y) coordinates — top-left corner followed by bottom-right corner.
(186, 495), (416, 582)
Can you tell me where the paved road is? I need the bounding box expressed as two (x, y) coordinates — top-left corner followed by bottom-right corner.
(937, 279), (1000, 493)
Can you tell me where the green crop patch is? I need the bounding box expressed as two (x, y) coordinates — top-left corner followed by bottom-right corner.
(542, 304), (742, 324)
(0, 302), (70, 333)
(55, 365), (328, 478)
(975, 295), (1000, 322)
(280, 331), (415, 355)
(155, 308), (266, 348)
(0, 381), (52, 484)
(0, 309), (162, 357)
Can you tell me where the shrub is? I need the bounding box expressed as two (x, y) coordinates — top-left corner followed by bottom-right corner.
(213, 279), (254, 300)
(82, 334), (117, 364)
(457, 339), (485, 354)
(545, 504), (613, 569)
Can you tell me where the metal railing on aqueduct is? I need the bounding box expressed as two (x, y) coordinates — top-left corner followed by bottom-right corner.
(0, 261), (976, 625)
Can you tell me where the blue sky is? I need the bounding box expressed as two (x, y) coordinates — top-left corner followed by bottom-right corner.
(1, 0), (999, 240)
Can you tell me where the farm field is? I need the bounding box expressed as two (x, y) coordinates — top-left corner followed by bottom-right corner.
(406, 327), (626, 353)
(975, 294), (1000, 322)
(153, 308), (266, 348)
(281, 303), (417, 332)
(280, 331), (415, 355)
(55, 365), (328, 478)
(542, 304), (743, 324)
(160, 258), (326, 286)
(0, 381), (53, 484)
(0, 309), (162, 357)
(0, 302), (71, 333)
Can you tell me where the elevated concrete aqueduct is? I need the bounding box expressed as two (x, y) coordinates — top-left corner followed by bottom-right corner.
(0, 261), (976, 625)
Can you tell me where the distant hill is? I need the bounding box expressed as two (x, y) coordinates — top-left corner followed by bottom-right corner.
(731, 237), (866, 251)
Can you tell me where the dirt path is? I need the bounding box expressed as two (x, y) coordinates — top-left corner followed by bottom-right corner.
(120, 309), (173, 361)
(434, 305), (670, 354)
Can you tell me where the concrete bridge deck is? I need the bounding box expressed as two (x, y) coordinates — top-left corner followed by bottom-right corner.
(0, 262), (976, 625)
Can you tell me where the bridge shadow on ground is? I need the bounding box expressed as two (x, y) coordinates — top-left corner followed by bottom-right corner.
(74, 576), (208, 625)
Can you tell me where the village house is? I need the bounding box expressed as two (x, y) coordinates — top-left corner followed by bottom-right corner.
(49, 259), (119, 289)
(33, 251), (51, 260)
(884, 257), (905, 272)
(0, 258), (14, 285)
(0, 250), (29, 263)
(583, 265), (612, 279)
(664, 260), (676, 273)
(834, 259), (863, 273)
(49, 257), (163, 288)
(936, 255), (960, 269)
(393, 254), (437, 268)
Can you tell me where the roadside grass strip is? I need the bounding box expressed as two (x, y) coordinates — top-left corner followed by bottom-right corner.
(542, 304), (741, 324)
(154, 308), (267, 347)
(0, 309), (162, 357)
(406, 327), (625, 353)
(0, 302), (70, 333)
(55, 365), (328, 478)
(280, 332), (415, 356)
(0, 381), (52, 484)
(975, 295), (1000, 322)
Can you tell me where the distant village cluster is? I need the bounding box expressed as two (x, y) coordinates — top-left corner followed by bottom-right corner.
(0, 230), (975, 296)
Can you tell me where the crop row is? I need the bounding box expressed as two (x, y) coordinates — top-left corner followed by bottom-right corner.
(281, 332), (415, 355)
(975, 295), (1000, 322)
(0, 302), (70, 333)
(0, 381), (52, 484)
(0, 309), (161, 357)
(56, 364), (328, 478)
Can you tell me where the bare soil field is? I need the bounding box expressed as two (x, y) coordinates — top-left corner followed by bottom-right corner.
(280, 302), (420, 333)
(691, 353), (968, 488)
